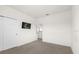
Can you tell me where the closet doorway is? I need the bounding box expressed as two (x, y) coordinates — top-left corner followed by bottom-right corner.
(0, 16), (19, 51)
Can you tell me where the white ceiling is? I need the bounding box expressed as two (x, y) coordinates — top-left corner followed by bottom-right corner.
(10, 5), (72, 19)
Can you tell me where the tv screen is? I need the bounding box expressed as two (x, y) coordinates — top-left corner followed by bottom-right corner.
(22, 22), (31, 29)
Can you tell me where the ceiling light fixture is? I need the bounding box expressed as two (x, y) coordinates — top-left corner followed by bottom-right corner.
(45, 14), (49, 16)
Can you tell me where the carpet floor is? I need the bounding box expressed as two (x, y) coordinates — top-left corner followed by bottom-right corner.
(0, 40), (73, 54)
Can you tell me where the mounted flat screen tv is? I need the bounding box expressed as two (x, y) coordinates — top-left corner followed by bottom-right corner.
(22, 22), (31, 29)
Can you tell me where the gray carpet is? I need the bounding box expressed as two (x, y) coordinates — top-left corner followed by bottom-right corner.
(0, 40), (73, 54)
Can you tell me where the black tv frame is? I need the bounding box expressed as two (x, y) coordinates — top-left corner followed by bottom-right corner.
(22, 22), (31, 29)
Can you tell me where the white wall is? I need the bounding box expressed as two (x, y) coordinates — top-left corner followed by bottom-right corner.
(0, 6), (37, 51)
(0, 17), (3, 51)
(38, 10), (72, 46)
(71, 6), (79, 53)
